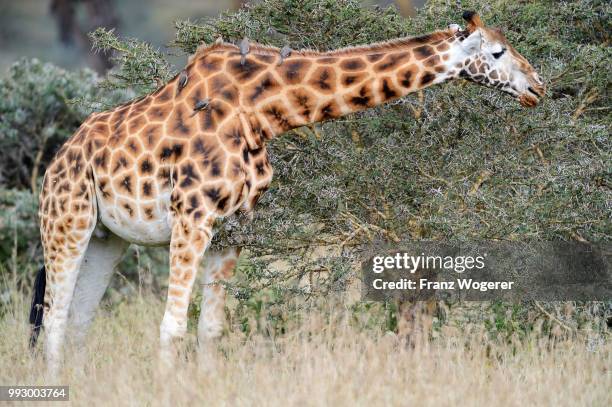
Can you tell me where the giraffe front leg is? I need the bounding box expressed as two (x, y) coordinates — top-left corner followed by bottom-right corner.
(197, 247), (241, 345)
(397, 299), (437, 348)
(160, 213), (214, 367)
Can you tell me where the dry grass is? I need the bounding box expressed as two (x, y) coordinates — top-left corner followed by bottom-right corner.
(0, 293), (610, 407)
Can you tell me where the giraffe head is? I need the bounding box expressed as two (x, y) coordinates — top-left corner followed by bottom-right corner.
(449, 11), (545, 107)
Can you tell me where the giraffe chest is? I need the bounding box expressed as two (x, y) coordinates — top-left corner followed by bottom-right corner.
(241, 146), (273, 212)
(59, 99), (276, 246)
(90, 143), (273, 246)
(94, 176), (174, 246)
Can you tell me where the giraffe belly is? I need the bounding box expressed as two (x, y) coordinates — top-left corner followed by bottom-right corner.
(95, 191), (173, 246)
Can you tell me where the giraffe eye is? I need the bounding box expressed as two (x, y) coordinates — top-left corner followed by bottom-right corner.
(492, 48), (506, 59)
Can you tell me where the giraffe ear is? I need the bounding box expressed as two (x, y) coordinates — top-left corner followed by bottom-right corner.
(448, 24), (461, 34)
(461, 30), (483, 54)
(462, 10), (484, 33)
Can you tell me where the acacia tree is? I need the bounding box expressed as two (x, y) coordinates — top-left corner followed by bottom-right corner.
(90, 0), (610, 333)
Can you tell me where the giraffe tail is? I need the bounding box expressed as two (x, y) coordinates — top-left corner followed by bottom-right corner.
(29, 266), (46, 349)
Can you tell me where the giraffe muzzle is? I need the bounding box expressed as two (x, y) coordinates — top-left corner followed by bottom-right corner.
(518, 92), (540, 107)
(518, 81), (545, 108)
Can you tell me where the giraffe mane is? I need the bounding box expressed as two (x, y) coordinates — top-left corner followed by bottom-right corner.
(103, 28), (456, 113)
(323, 29), (454, 55)
(187, 29), (454, 62)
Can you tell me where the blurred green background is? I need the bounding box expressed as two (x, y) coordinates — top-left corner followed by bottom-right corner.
(0, 0), (425, 73)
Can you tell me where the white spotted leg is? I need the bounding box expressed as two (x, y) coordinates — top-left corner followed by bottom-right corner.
(159, 213), (214, 367)
(197, 247), (241, 343)
(43, 219), (96, 376)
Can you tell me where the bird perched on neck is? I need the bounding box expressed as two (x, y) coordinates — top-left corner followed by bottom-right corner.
(240, 37), (250, 65)
(191, 98), (210, 116)
(176, 70), (188, 95)
(278, 45), (292, 66)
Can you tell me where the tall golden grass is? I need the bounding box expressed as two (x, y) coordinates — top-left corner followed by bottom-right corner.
(0, 290), (610, 406)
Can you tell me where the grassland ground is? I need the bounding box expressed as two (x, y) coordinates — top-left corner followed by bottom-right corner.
(0, 289), (609, 406)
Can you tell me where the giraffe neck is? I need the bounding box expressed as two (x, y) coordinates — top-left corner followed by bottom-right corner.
(234, 28), (466, 138)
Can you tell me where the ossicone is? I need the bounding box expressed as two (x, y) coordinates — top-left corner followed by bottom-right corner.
(462, 10), (484, 33)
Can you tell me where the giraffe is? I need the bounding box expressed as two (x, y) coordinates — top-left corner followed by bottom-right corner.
(31, 11), (545, 372)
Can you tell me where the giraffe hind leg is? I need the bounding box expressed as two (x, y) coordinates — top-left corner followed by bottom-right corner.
(43, 221), (96, 374)
(66, 231), (129, 347)
(40, 176), (98, 375)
